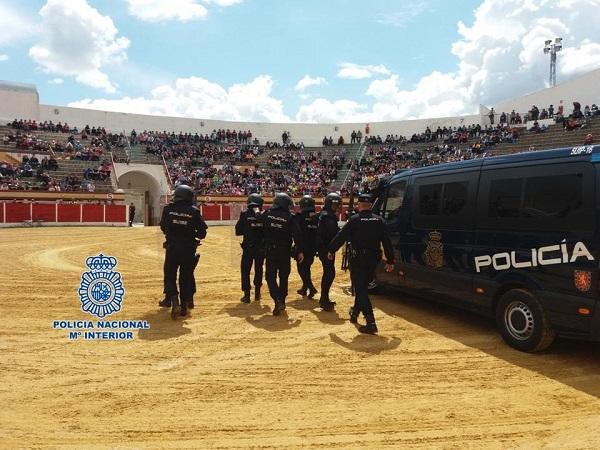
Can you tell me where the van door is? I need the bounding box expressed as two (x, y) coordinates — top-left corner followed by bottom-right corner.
(377, 177), (409, 287)
(401, 170), (479, 305)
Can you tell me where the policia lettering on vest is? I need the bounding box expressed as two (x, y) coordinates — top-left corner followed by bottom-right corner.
(260, 193), (304, 316)
(235, 193), (265, 303)
(159, 185), (208, 319)
(328, 193), (394, 334)
(294, 195), (319, 300)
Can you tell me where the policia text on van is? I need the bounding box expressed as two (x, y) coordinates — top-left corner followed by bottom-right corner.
(371, 145), (600, 352)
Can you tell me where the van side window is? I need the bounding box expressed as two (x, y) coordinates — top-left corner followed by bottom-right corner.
(489, 179), (523, 218)
(479, 163), (593, 231)
(523, 174), (583, 219)
(442, 182), (468, 215)
(419, 183), (442, 215)
(384, 180), (407, 221)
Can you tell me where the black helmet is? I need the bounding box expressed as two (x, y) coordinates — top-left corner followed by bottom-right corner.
(299, 195), (315, 212)
(247, 193), (263, 208)
(358, 192), (372, 203)
(324, 192), (342, 210)
(173, 184), (194, 204)
(272, 192), (293, 210)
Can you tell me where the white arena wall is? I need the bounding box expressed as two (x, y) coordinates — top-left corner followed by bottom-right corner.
(36, 104), (481, 147)
(1, 68), (598, 146)
(492, 68), (600, 115)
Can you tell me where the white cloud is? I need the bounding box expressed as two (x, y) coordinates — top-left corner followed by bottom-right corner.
(295, 75), (327, 92)
(126, 0), (207, 22)
(29, 0), (130, 93)
(0, 54), (8, 62)
(68, 75), (290, 123)
(48, 77), (64, 84)
(0, 3), (35, 47)
(375, 1), (434, 28)
(337, 63), (391, 80)
(202, 0), (242, 5)
(296, 99), (369, 123)
(300, 0), (600, 122)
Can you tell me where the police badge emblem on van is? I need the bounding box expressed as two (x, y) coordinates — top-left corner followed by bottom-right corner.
(424, 230), (444, 269)
(574, 270), (592, 293)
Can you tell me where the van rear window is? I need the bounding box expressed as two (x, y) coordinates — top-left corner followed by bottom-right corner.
(523, 174), (583, 219)
(482, 166), (591, 231)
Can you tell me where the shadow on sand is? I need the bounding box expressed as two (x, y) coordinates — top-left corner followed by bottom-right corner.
(137, 308), (191, 341)
(329, 332), (402, 355)
(245, 310), (302, 332)
(374, 290), (600, 398)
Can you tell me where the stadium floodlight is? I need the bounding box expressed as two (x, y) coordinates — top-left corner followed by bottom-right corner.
(543, 37), (562, 86)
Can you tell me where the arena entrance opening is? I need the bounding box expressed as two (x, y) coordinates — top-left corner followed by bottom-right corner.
(117, 171), (162, 226)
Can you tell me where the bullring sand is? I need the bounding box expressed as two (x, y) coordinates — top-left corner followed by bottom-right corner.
(1, 226), (599, 449)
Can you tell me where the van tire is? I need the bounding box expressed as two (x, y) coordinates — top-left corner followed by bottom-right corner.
(496, 289), (556, 352)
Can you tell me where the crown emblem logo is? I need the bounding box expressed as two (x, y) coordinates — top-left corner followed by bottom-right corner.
(86, 254), (117, 271)
(78, 253), (125, 318)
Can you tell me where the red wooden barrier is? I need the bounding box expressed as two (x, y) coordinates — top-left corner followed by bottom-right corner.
(105, 205), (126, 222)
(82, 204), (104, 222)
(32, 203), (56, 222)
(221, 204), (231, 220)
(58, 204), (80, 222)
(5, 202), (30, 223)
(201, 204), (221, 221)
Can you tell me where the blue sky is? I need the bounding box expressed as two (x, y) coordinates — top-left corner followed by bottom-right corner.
(1, 0), (599, 122)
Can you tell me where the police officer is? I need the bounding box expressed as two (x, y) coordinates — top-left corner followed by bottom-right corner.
(295, 195), (318, 299)
(160, 185), (208, 319)
(235, 193), (265, 303)
(261, 192), (303, 316)
(328, 193), (394, 334)
(316, 192), (341, 311)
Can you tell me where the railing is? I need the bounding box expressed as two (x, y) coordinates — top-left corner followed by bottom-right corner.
(109, 151), (119, 191)
(162, 154), (173, 188)
(340, 142), (365, 191)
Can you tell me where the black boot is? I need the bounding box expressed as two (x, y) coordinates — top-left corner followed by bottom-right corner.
(170, 295), (181, 320)
(254, 286), (261, 301)
(349, 306), (358, 324)
(319, 297), (336, 312)
(158, 296), (171, 308)
(358, 322), (378, 334)
(308, 286), (318, 299)
(273, 298), (286, 316)
(187, 299), (194, 309)
(180, 302), (188, 317)
(296, 287), (307, 296)
(240, 290), (251, 303)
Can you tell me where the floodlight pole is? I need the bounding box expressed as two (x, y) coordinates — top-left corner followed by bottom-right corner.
(543, 38), (562, 87)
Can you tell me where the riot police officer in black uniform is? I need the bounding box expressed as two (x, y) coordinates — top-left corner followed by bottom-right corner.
(235, 193), (265, 303)
(328, 193), (394, 334)
(295, 195), (318, 299)
(316, 192), (341, 311)
(261, 193), (303, 315)
(160, 185), (208, 319)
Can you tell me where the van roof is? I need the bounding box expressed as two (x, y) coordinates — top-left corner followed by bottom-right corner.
(387, 144), (600, 183)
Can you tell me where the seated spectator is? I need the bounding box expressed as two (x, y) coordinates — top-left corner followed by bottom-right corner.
(584, 133), (594, 145)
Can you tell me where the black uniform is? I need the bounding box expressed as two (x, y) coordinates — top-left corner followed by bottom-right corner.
(329, 208), (393, 330)
(160, 186), (208, 318)
(235, 207), (264, 298)
(261, 194), (302, 315)
(317, 207), (340, 304)
(128, 203), (135, 227)
(295, 210), (318, 296)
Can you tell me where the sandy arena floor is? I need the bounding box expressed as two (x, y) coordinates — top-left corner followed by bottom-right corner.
(0, 226), (599, 449)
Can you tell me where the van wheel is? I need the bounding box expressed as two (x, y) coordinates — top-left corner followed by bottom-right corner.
(496, 289), (555, 352)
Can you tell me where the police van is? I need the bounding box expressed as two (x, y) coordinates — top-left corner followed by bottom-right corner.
(371, 145), (600, 352)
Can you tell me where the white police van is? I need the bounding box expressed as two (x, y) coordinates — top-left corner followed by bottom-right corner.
(372, 145), (600, 352)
